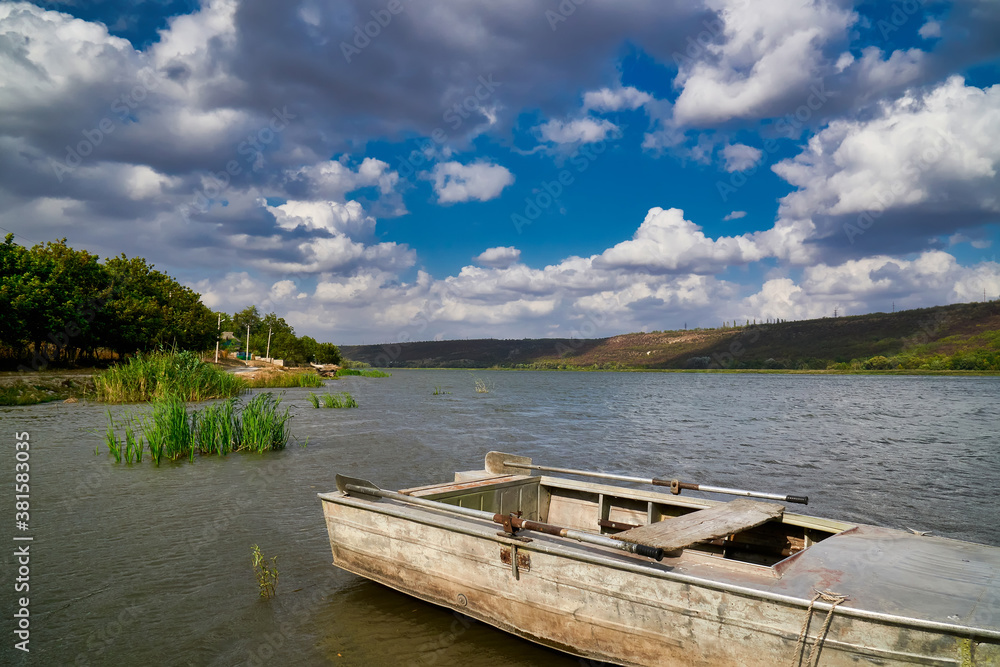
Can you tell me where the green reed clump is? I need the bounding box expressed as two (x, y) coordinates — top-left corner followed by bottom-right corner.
(243, 371), (325, 389)
(193, 398), (238, 455)
(94, 351), (247, 403)
(312, 391), (358, 408)
(101, 392), (293, 464)
(148, 395), (193, 462)
(123, 414), (144, 464)
(237, 393), (291, 452)
(335, 368), (390, 378)
(105, 410), (150, 464)
(105, 410), (122, 463)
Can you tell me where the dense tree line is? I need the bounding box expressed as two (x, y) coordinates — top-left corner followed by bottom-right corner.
(0, 235), (341, 369)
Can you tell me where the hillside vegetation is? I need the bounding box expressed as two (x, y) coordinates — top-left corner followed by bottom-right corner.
(341, 301), (1000, 371)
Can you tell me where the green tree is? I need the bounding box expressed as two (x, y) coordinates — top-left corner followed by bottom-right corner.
(260, 312), (294, 337)
(232, 305), (263, 342)
(19, 239), (107, 363)
(103, 255), (215, 356)
(0, 234), (30, 352)
(314, 342), (342, 365)
(268, 331), (308, 365)
(862, 355), (892, 370)
(299, 335), (318, 363)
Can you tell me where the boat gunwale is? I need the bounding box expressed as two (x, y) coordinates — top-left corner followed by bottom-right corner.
(319, 489), (1000, 642)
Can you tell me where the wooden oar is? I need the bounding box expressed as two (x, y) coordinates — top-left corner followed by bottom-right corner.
(485, 451), (809, 505)
(335, 474), (664, 561)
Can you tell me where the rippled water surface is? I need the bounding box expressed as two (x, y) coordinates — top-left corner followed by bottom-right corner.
(2, 370), (998, 666)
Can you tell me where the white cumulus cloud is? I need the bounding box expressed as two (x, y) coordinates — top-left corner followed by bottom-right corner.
(596, 207), (764, 274)
(538, 118), (618, 144)
(774, 77), (1000, 236)
(583, 86), (653, 112)
(721, 144), (762, 172)
(671, 0), (856, 125)
(426, 161), (514, 204)
(475, 246), (521, 269)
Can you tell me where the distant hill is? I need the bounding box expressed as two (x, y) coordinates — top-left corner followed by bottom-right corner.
(340, 301), (1000, 371)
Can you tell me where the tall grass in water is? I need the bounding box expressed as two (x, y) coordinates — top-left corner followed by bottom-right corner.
(102, 392), (292, 464)
(94, 351), (246, 403)
(335, 368), (391, 378)
(309, 391), (357, 408)
(123, 414), (144, 463)
(149, 396), (192, 462)
(243, 371), (324, 389)
(105, 410), (122, 463)
(104, 412), (146, 464)
(194, 398), (237, 455)
(237, 393), (291, 452)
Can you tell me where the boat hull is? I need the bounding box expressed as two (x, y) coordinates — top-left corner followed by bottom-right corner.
(321, 492), (999, 666)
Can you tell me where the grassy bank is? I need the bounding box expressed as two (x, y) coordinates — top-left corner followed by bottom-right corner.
(242, 368), (325, 388)
(6, 352), (329, 405)
(104, 393), (293, 464)
(94, 351), (246, 402)
(0, 377), (93, 405)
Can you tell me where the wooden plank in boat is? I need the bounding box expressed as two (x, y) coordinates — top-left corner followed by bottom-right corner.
(612, 498), (785, 553)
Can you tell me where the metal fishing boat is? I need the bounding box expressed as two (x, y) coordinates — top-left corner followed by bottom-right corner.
(318, 451), (1000, 666)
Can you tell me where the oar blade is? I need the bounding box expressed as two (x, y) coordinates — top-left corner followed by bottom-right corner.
(485, 451), (532, 475)
(335, 474), (382, 501)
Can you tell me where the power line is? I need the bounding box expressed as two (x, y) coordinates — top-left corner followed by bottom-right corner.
(0, 225), (37, 244)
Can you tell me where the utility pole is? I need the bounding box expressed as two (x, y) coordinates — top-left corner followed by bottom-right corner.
(265, 327), (272, 361)
(215, 313), (221, 363)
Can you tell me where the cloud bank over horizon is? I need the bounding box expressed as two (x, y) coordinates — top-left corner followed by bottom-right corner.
(1, 0), (999, 343)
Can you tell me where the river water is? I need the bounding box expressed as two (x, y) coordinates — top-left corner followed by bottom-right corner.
(2, 370), (998, 666)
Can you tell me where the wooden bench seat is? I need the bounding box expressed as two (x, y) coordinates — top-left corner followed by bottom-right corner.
(611, 498), (785, 553)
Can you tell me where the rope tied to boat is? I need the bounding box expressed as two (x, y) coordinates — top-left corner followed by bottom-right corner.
(792, 589), (849, 667)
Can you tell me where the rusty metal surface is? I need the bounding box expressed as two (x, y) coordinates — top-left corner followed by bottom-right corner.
(500, 546), (531, 571)
(600, 518), (641, 531)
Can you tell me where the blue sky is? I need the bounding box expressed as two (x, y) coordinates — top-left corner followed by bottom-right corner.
(2, 1), (999, 343)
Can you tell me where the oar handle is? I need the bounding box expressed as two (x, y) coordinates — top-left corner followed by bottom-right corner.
(630, 544), (665, 560)
(498, 458), (809, 505)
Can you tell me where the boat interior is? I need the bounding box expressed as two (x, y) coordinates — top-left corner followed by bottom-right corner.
(400, 469), (854, 569)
